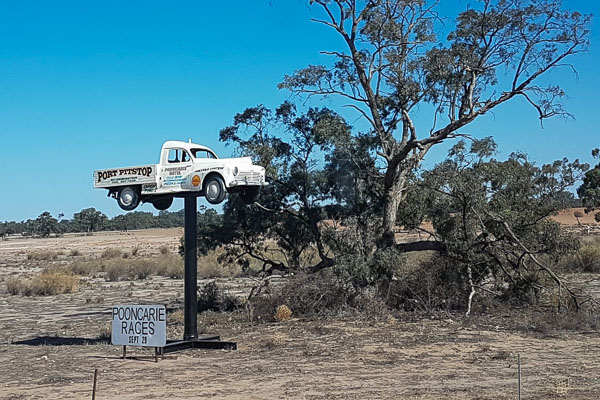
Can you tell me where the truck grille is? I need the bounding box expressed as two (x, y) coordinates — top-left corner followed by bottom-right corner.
(237, 171), (262, 181)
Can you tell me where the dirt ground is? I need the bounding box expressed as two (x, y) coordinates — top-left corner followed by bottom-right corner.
(1, 228), (600, 399)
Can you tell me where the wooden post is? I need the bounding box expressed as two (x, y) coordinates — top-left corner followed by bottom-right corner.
(518, 353), (521, 400)
(122, 345), (126, 360)
(92, 368), (98, 400)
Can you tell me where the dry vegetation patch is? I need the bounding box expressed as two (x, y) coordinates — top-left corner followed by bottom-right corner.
(26, 250), (59, 261)
(5, 268), (79, 296)
(65, 255), (184, 280)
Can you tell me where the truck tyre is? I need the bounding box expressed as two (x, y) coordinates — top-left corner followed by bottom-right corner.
(152, 196), (173, 211)
(239, 187), (261, 204)
(204, 175), (227, 205)
(117, 186), (140, 211)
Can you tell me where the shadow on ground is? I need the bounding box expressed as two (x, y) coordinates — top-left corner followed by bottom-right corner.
(14, 336), (110, 346)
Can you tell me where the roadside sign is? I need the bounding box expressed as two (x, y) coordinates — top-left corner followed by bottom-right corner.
(111, 304), (166, 347)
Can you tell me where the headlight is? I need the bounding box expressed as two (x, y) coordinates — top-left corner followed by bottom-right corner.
(233, 167), (239, 176)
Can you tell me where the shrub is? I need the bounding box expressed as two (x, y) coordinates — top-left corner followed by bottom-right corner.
(69, 249), (81, 257)
(556, 245), (600, 273)
(5, 277), (26, 295)
(165, 262), (184, 279)
(387, 255), (468, 312)
(197, 281), (241, 313)
(131, 247), (140, 257)
(154, 255), (183, 278)
(159, 246), (170, 255)
(274, 305), (292, 322)
(128, 259), (155, 280)
(6, 270), (79, 296)
(30, 270), (79, 295)
(248, 272), (361, 322)
(198, 251), (241, 278)
(27, 251), (59, 261)
(104, 260), (153, 281)
(68, 260), (100, 276)
(101, 248), (122, 259)
(105, 263), (129, 281)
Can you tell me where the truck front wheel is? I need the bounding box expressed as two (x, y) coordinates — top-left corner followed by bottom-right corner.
(117, 186), (140, 211)
(203, 175), (227, 205)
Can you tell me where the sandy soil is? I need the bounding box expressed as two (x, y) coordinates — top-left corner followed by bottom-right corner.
(1, 228), (599, 399)
(552, 208), (599, 226)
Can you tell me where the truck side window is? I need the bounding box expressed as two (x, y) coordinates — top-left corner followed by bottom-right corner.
(168, 149), (180, 163)
(192, 149), (217, 159)
(182, 150), (190, 162)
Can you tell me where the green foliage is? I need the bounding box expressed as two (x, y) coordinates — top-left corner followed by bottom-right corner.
(283, 0), (591, 241)
(1, 208), (188, 236)
(398, 138), (585, 304)
(556, 245), (600, 273)
(73, 208), (107, 233)
(206, 102), (377, 273)
(324, 217), (405, 291)
(33, 211), (61, 237)
(197, 281), (240, 313)
(578, 148), (600, 221)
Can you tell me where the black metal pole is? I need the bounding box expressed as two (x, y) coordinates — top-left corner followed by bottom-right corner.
(183, 195), (198, 340)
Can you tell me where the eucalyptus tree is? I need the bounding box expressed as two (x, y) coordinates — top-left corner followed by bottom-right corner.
(206, 102), (371, 273)
(578, 149), (600, 221)
(399, 139), (590, 312)
(73, 207), (107, 234)
(34, 211), (61, 237)
(281, 0), (591, 245)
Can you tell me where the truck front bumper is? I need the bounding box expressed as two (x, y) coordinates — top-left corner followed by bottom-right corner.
(228, 179), (269, 187)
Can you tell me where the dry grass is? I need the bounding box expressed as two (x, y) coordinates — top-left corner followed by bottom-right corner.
(5, 277), (24, 295)
(69, 249), (81, 257)
(5, 269), (79, 296)
(274, 305), (292, 322)
(196, 249), (243, 278)
(556, 244), (600, 273)
(66, 255), (183, 280)
(104, 256), (183, 281)
(27, 251), (59, 261)
(101, 248), (122, 259)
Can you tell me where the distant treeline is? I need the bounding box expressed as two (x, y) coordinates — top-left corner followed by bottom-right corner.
(0, 207), (221, 237)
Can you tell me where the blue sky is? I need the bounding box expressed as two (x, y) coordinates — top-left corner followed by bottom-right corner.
(0, 0), (598, 221)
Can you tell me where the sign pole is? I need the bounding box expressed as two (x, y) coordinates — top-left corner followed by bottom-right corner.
(183, 195), (198, 341)
(118, 194), (236, 355)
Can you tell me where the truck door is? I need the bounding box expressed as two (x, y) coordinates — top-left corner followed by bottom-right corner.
(160, 148), (193, 191)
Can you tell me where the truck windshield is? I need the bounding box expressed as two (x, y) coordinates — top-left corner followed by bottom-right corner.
(191, 149), (217, 159)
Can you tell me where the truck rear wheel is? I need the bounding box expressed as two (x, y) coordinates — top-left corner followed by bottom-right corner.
(152, 196), (173, 211)
(204, 175), (227, 205)
(117, 186), (140, 211)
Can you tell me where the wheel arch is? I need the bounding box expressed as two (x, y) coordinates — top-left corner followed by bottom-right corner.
(202, 171), (226, 189)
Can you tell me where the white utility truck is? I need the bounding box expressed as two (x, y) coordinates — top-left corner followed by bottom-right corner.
(94, 140), (267, 211)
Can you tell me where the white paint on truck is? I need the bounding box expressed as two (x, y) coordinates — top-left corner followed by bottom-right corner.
(93, 140), (267, 210)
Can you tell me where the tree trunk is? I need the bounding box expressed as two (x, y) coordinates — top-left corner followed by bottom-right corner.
(381, 169), (410, 247)
(381, 189), (400, 247)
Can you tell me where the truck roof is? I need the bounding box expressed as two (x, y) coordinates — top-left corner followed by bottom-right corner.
(162, 140), (216, 154)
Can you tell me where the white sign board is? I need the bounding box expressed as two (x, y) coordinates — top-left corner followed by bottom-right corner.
(111, 304), (166, 347)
